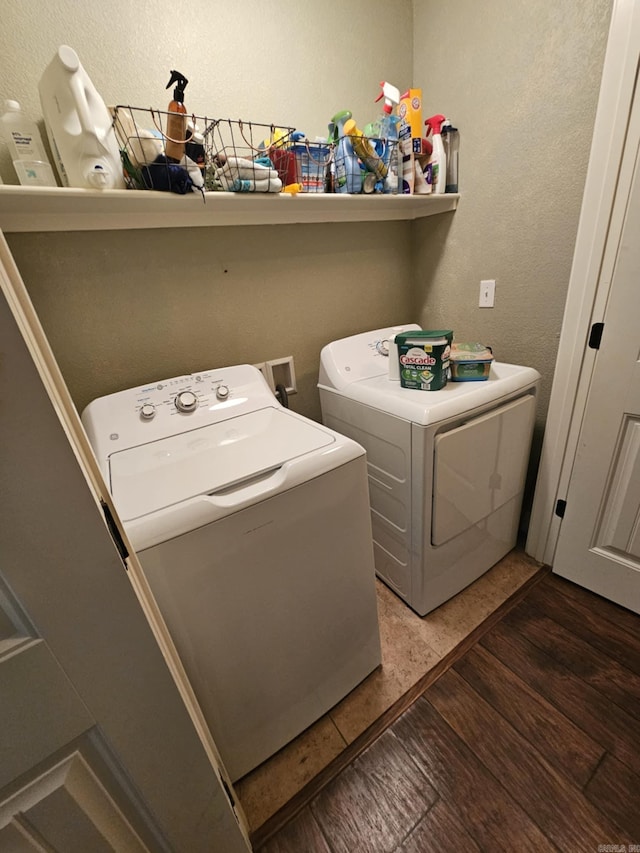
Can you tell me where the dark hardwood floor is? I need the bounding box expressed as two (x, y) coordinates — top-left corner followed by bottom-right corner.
(256, 573), (640, 852)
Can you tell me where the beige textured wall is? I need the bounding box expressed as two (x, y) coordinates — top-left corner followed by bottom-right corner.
(411, 0), (612, 505)
(1, 0), (413, 421)
(7, 223), (412, 418)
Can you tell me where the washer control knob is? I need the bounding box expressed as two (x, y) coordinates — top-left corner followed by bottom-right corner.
(140, 403), (156, 420)
(216, 384), (230, 400)
(175, 391), (198, 413)
(376, 339), (390, 356)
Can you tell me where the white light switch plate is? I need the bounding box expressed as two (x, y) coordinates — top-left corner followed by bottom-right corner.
(479, 279), (495, 308)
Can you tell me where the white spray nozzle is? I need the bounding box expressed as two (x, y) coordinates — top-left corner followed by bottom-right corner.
(375, 81), (400, 110)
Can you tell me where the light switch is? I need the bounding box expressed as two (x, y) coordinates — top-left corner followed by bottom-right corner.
(479, 279), (496, 308)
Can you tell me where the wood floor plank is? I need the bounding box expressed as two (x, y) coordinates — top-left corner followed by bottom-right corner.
(309, 728), (437, 853)
(391, 694), (555, 851)
(525, 579), (640, 677)
(503, 598), (640, 719)
(258, 806), (331, 853)
(544, 573), (640, 636)
(585, 752), (640, 840)
(425, 669), (628, 849)
(480, 619), (640, 774)
(395, 798), (482, 853)
(453, 643), (605, 786)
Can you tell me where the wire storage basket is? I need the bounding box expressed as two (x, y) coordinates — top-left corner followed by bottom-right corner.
(112, 105), (215, 193)
(345, 135), (401, 194)
(290, 140), (333, 193)
(111, 106), (401, 196)
(203, 120), (298, 193)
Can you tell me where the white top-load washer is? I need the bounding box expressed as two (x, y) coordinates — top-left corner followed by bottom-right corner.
(318, 325), (541, 617)
(82, 364), (381, 782)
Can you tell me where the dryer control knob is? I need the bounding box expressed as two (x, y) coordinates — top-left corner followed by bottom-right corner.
(216, 384), (230, 400)
(140, 403), (156, 420)
(175, 391), (198, 413)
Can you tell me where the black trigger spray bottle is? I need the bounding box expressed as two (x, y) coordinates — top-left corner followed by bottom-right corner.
(165, 70), (188, 161)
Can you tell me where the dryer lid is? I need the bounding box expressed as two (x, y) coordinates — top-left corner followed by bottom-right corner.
(320, 361), (541, 426)
(108, 407), (335, 521)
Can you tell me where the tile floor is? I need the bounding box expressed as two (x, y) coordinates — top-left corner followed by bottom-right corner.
(235, 548), (542, 833)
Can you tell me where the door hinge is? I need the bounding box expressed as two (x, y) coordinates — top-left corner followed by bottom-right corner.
(221, 774), (243, 823)
(100, 499), (129, 567)
(588, 322), (604, 350)
(555, 499), (567, 518)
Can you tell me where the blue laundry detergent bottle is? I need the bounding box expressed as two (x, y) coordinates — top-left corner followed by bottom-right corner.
(329, 110), (361, 194)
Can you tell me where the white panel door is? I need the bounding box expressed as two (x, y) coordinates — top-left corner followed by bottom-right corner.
(552, 132), (640, 614)
(0, 243), (251, 852)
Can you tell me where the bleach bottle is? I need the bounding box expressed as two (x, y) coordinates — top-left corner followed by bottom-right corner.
(329, 111), (361, 194)
(38, 45), (125, 189)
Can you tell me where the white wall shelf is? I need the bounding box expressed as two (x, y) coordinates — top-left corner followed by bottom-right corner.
(0, 185), (459, 233)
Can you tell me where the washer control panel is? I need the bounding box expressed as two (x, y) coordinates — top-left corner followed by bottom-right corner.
(132, 370), (241, 421)
(81, 364), (279, 465)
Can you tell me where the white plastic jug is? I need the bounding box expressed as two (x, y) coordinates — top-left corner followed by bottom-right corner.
(38, 45), (125, 189)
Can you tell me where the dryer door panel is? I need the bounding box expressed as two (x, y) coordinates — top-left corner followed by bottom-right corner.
(432, 395), (536, 546)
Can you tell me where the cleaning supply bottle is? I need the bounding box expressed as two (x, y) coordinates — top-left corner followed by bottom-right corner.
(38, 45), (125, 189)
(441, 120), (459, 192)
(425, 114), (446, 194)
(344, 118), (387, 181)
(165, 70), (188, 162)
(0, 100), (57, 186)
(373, 81), (400, 142)
(329, 111), (361, 194)
(373, 81), (401, 191)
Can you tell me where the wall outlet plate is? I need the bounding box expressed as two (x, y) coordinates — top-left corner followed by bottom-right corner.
(267, 356), (296, 394)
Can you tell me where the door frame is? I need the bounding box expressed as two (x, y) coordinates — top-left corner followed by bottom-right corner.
(526, 0), (640, 566)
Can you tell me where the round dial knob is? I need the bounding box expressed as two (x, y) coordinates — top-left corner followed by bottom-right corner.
(175, 391), (198, 413)
(376, 339), (390, 356)
(216, 384), (230, 400)
(140, 403), (156, 420)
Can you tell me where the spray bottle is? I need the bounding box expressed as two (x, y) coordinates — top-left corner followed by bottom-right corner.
(374, 81), (401, 142)
(165, 70), (188, 162)
(424, 114), (446, 194)
(373, 81), (401, 189)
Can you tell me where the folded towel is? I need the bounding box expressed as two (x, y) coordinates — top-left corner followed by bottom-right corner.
(228, 176), (283, 193)
(214, 165), (282, 192)
(218, 155), (274, 171)
(220, 163), (280, 182)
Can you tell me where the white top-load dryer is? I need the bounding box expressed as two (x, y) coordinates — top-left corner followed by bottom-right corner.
(318, 325), (541, 617)
(82, 364), (381, 782)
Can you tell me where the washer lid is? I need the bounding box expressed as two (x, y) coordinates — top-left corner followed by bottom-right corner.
(108, 407), (335, 521)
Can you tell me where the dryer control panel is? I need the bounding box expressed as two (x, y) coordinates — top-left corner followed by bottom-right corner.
(81, 364), (278, 466)
(318, 324), (421, 390)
